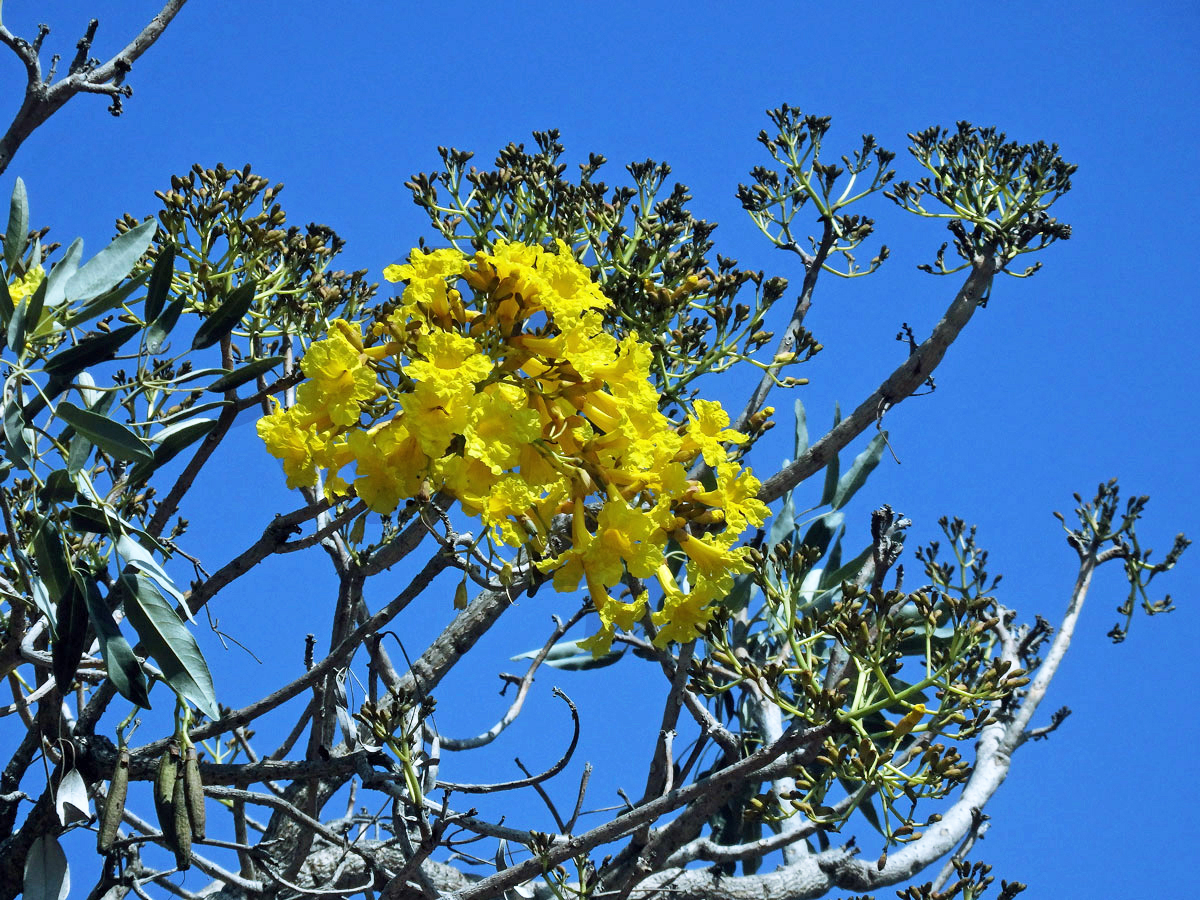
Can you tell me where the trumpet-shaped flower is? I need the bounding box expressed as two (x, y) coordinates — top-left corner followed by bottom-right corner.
(346, 420), (428, 513)
(694, 463), (771, 534)
(682, 398), (747, 466)
(464, 383), (543, 475)
(296, 325), (377, 427)
(257, 401), (323, 489)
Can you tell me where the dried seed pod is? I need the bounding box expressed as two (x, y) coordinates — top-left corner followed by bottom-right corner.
(182, 745), (205, 841)
(171, 769), (191, 870)
(97, 749), (129, 854)
(154, 742), (180, 849)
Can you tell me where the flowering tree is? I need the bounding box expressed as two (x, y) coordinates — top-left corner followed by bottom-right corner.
(0, 11), (1189, 900)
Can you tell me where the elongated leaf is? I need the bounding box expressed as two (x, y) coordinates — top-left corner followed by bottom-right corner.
(150, 415), (218, 455)
(32, 521), (73, 600)
(816, 544), (873, 594)
(833, 432), (887, 510)
(6, 298), (26, 355)
(174, 366), (236, 386)
(38, 469), (76, 506)
(819, 403), (842, 507)
(144, 243), (175, 322)
(4, 177), (29, 270)
(825, 528), (844, 575)
(145, 296), (185, 354)
(65, 219), (156, 304)
(42, 323), (140, 381)
(119, 572), (216, 718)
(116, 534), (188, 618)
(154, 400), (227, 429)
(55, 767), (90, 826)
(75, 371), (103, 409)
(511, 638), (625, 670)
(21, 271), (48, 346)
(55, 401), (153, 463)
(192, 280), (257, 350)
(768, 486), (796, 549)
(0, 270), (12, 328)
(205, 355), (286, 393)
(794, 397), (809, 459)
(67, 503), (168, 554)
(23, 835), (69, 900)
(81, 577), (150, 708)
(64, 380), (116, 476)
(3, 387), (31, 470)
(52, 581), (90, 693)
(799, 510), (844, 560)
(29, 576), (57, 636)
(129, 416), (219, 487)
(74, 271), (147, 321)
(43, 237), (83, 308)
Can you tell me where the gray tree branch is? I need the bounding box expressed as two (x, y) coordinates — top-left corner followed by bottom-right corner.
(0, 1), (189, 176)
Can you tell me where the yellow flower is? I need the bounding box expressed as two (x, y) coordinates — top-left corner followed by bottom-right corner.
(384, 247), (467, 284)
(9, 265), (45, 302)
(536, 241), (611, 321)
(681, 398), (747, 467)
(464, 382), (543, 475)
(436, 453), (499, 516)
(404, 330), (492, 396)
(346, 419), (428, 513)
(399, 381), (471, 459)
(650, 563), (716, 646)
(693, 463), (771, 534)
(256, 400), (322, 489)
(482, 474), (543, 548)
(296, 324), (377, 427)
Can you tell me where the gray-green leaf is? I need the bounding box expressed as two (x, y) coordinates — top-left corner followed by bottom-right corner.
(42, 323), (141, 383)
(192, 280), (257, 350)
(43, 237), (83, 309)
(205, 355), (285, 393)
(82, 577), (150, 708)
(4, 177), (29, 270)
(819, 403), (842, 507)
(55, 401), (153, 463)
(116, 534), (188, 620)
(55, 768), (90, 826)
(144, 243), (175, 322)
(3, 387), (32, 470)
(65, 219), (156, 304)
(832, 432), (887, 510)
(22, 835), (70, 900)
(145, 296), (185, 354)
(119, 572), (217, 718)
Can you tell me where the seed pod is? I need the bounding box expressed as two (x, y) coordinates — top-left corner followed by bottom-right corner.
(171, 768), (191, 870)
(154, 742), (180, 849)
(182, 745), (205, 841)
(97, 749), (129, 854)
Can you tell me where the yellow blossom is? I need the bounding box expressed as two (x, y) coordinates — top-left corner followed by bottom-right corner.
(9, 265), (45, 302)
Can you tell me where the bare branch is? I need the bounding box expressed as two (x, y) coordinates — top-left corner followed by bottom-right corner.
(758, 257), (997, 504)
(0, 2), (190, 176)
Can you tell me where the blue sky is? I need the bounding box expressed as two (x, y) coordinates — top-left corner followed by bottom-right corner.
(2, 1), (1197, 896)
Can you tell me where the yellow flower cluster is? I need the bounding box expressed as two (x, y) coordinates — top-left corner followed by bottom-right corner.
(257, 241), (769, 651)
(8, 265), (45, 302)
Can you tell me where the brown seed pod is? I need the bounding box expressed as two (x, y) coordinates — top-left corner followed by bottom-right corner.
(97, 749), (129, 854)
(171, 768), (191, 870)
(154, 742), (181, 850)
(182, 745), (205, 841)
